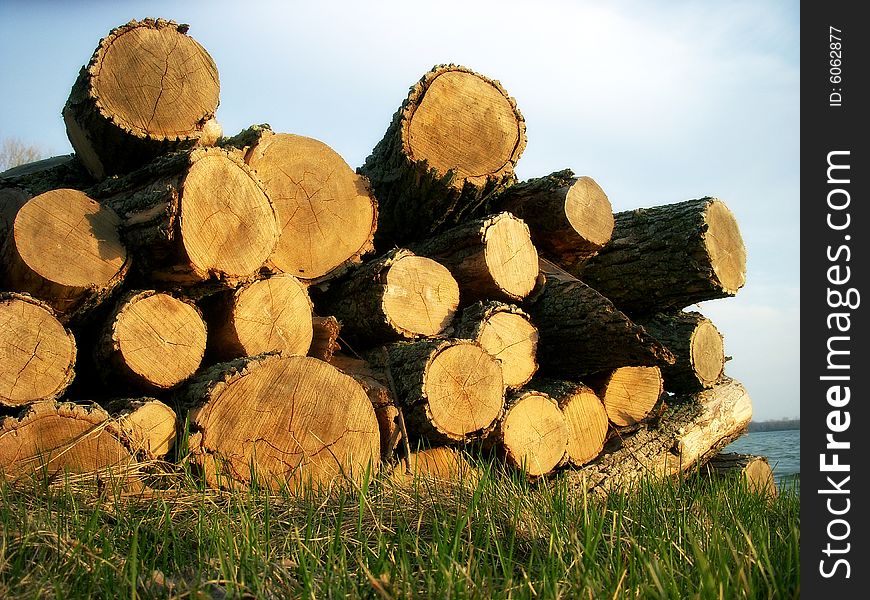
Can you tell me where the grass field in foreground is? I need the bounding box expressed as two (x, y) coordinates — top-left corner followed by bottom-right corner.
(0, 460), (799, 599)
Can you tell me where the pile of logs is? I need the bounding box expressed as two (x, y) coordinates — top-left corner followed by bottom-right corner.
(1, 18), (765, 495)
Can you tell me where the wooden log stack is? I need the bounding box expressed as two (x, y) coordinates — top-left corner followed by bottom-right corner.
(1, 17), (759, 493)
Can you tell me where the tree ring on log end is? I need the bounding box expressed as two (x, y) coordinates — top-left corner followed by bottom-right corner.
(560, 386), (608, 466)
(423, 343), (504, 441)
(691, 320), (725, 386)
(231, 275), (313, 357)
(0, 296), (76, 407)
(115, 293), (207, 389)
(14, 189), (126, 290)
(502, 392), (568, 477)
(179, 152), (277, 280)
(704, 200), (746, 294)
(483, 214), (538, 301)
(91, 21), (219, 139)
(476, 311), (538, 389)
(600, 366), (663, 427)
(406, 70), (522, 186)
(383, 255), (460, 337)
(565, 176), (614, 248)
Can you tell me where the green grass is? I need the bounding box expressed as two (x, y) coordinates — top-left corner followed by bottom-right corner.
(0, 459), (799, 599)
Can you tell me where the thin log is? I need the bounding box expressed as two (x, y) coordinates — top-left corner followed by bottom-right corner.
(530, 378), (608, 467)
(585, 366), (664, 427)
(104, 398), (177, 460)
(703, 451), (778, 497)
(309, 315), (342, 362)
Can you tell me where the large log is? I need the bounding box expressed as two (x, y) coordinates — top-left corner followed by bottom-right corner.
(525, 259), (674, 377)
(530, 378), (608, 467)
(1, 189), (129, 321)
(204, 274), (313, 361)
(63, 18), (221, 179)
(453, 301), (538, 389)
(481, 169), (613, 268)
(222, 126), (377, 283)
(0, 401), (139, 484)
(359, 64), (526, 248)
(412, 212), (539, 304)
(576, 198), (747, 315)
(315, 249), (459, 349)
(585, 366), (664, 427)
(88, 147), (279, 288)
(181, 354), (380, 491)
(636, 311), (725, 393)
(487, 390), (568, 477)
(376, 339), (505, 445)
(0, 293), (76, 407)
(95, 290), (207, 392)
(562, 377), (753, 494)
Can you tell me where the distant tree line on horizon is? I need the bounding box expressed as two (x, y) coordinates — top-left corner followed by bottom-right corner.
(747, 418), (799, 432)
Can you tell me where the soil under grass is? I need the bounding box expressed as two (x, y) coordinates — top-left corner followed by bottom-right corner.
(0, 458), (800, 599)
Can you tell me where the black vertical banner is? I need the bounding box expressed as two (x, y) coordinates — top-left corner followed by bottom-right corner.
(802, 2), (868, 595)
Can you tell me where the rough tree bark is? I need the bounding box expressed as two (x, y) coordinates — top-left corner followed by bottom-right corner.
(636, 311), (725, 393)
(309, 315), (341, 362)
(702, 451), (778, 497)
(315, 249), (459, 349)
(1, 188), (129, 321)
(411, 212), (539, 304)
(222, 126), (378, 283)
(0, 293), (77, 407)
(359, 64), (526, 248)
(561, 377), (753, 495)
(180, 354), (380, 492)
(575, 198), (747, 315)
(453, 301), (538, 389)
(88, 147), (279, 289)
(63, 18), (221, 179)
(524, 259), (674, 377)
(481, 169), (613, 268)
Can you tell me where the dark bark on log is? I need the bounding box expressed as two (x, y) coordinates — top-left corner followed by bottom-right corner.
(524, 259), (674, 377)
(575, 198), (747, 315)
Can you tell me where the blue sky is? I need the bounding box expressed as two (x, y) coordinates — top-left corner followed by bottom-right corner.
(0, 0), (799, 420)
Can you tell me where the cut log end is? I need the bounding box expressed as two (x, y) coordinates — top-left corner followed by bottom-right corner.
(498, 391), (568, 477)
(246, 133), (377, 281)
(216, 275), (313, 359)
(421, 342), (504, 441)
(91, 20), (218, 139)
(383, 255), (460, 337)
(565, 176), (614, 249)
(188, 355), (380, 491)
(4, 189), (127, 315)
(591, 366), (663, 427)
(108, 398), (177, 459)
(704, 452), (778, 498)
(180, 150), (278, 281)
(691, 320), (726, 386)
(390, 447), (481, 485)
(474, 310), (538, 389)
(0, 401), (137, 482)
(483, 214), (539, 301)
(556, 384), (608, 466)
(107, 291), (207, 390)
(0, 294), (76, 406)
(405, 68), (524, 186)
(705, 200), (747, 294)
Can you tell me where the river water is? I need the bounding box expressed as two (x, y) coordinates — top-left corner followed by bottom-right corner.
(722, 429), (800, 487)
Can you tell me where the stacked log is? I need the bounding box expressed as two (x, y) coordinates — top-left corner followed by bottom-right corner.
(1, 17), (760, 492)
